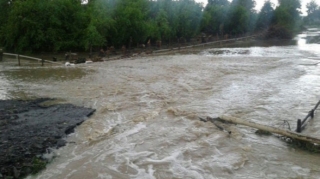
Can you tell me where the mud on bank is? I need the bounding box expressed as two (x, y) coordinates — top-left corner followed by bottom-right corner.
(0, 98), (95, 179)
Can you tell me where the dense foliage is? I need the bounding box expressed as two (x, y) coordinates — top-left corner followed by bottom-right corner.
(304, 0), (320, 26)
(0, 0), (311, 53)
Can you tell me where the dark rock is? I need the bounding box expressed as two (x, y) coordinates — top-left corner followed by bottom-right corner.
(24, 151), (31, 157)
(20, 167), (31, 176)
(65, 125), (76, 134)
(13, 167), (20, 179)
(32, 144), (43, 149)
(56, 139), (66, 148)
(75, 57), (86, 64)
(0, 98), (95, 178)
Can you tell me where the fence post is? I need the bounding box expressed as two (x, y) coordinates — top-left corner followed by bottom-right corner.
(41, 58), (44, 66)
(296, 119), (302, 133)
(18, 54), (21, 66)
(0, 49), (3, 61)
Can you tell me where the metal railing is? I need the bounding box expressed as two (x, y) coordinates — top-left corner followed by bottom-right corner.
(296, 100), (320, 133)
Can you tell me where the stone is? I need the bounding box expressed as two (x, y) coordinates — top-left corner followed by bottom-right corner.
(0, 98), (95, 178)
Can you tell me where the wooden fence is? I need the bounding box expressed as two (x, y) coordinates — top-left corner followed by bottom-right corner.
(1, 52), (61, 66)
(0, 32), (266, 64)
(153, 32), (266, 54)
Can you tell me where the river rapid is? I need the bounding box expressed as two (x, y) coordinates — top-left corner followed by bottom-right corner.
(1, 29), (320, 179)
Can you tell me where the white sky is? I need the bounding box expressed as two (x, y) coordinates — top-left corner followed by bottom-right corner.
(195, 0), (320, 15)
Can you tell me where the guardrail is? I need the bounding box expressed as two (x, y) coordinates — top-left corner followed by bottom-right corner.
(0, 32), (266, 64)
(296, 100), (320, 133)
(0, 49), (2, 61)
(1, 52), (61, 66)
(153, 32), (266, 54)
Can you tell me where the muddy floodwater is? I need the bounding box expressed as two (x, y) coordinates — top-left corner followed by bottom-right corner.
(1, 29), (320, 179)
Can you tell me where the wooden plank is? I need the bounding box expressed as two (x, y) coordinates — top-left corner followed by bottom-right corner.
(4, 53), (62, 65)
(0, 49), (3, 61)
(18, 54), (20, 66)
(3, 52), (18, 56)
(19, 55), (41, 61)
(213, 115), (320, 145)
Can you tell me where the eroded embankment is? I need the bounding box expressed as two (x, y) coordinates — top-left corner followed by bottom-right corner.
(0, 98), (95, 178)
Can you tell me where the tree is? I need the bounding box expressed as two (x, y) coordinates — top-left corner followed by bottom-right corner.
(154, 9), (171, 41)
(273, 0), (301, 30)
(230, 0), (256, 12)
(226, 6), (250, 34)
(204, 0), (229, 35)
(109, 0), (151, 47)
(0, 0), (206, 51)
(175, 0), (203, 40)
(256, 0), (275, 30)
(83, 0), (115, 51)
(306, 0), (318, 15)
(305, 0), (320, 25)
(0, 0), (11, 26)
(48, 0), (88, 51)
(262, 0), (302, 39)
(201, 1), (229, 35)
(1, 0), (88, 52)
(149, 0), (203, 42)
(225, 0), (257, 35)
(208, 0), (229, 6)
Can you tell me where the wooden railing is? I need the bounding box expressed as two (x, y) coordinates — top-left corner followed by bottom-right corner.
(1, 52), (61, 66)
(0, 32), (267, 63)
(153, 32), (266, 54)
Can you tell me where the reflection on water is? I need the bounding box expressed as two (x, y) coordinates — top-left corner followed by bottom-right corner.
(1, 67), (91, 82)
(203, 28), (320, 58)
(296, 29), (320, 59)
(2, 28), (320, 179)
(201, 46), (305, 57)
(0, 65), (92, 100)
(0, 75), (11, 99)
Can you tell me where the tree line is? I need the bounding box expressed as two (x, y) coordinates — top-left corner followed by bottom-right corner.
(0, 0), (317, 53)
(305, 0), (320, 25)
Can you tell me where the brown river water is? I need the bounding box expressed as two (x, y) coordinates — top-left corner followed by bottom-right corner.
(1, 29), (320, 179)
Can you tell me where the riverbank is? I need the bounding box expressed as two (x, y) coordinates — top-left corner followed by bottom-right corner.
(1, 33), (264, 65)
(0, 98), (95, 179)
(1, 29), (320, 179)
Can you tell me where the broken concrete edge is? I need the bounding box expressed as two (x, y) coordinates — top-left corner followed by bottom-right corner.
(0, 98), (96, 179)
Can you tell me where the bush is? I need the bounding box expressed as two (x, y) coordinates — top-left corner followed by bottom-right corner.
(264, 25), (294, 39)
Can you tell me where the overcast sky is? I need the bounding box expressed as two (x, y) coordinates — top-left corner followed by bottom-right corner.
(195, 0), (320, 15)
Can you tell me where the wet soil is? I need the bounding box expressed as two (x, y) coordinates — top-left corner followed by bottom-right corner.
(0, 98), (95, 179)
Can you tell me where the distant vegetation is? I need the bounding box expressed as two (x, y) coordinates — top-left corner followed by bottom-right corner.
(0, 0), (318, 53)
(304, 0), (320, 26)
